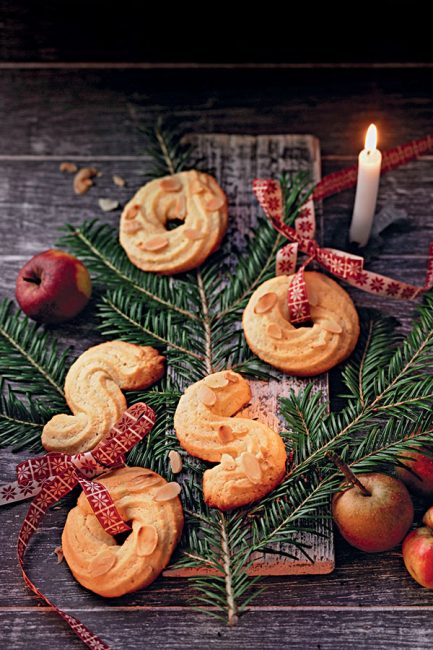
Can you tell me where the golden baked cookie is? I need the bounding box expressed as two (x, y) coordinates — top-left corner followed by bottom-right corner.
(42, 341), (164, 454)
(174, 371), (287, 510)
(242, 271), (360, 376)
(62, 466), (183, 597)
(119, 170), (228, 274)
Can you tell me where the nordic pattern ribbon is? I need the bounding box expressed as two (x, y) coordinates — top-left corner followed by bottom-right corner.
(1, 402), (155, 650)
(253, 179), (433, 324)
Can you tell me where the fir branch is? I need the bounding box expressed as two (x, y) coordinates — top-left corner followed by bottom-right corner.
(140, 117), (196, 179)
(0, 385), (51, 451)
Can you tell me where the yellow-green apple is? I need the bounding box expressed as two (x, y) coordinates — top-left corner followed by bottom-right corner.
(16, 249), (92, 324)
(395, 448), (433, 498)
(332, 473), (414, 552)
(402, 506), (433, 588)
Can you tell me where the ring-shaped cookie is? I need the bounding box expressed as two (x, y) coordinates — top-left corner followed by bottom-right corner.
(174, 370), (287, 510)
(243, 272), (360, 376)
(62, 467), (184, 597)
(119, 170), (228, 274)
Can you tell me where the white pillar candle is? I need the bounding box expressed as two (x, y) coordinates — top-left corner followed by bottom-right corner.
(349, 124), (382, 246)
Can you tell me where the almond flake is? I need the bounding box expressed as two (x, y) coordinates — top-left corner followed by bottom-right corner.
(254, 292), (278, 314)
(267, 323), (283, 339)
(139, 236), (169, 252)
(204, 374), (229, 389)
(73, 167), (98, 195)
(168, 450), (183, 474)
(99, 198), (119, 212)
(175, 195), (186, 218)
(90, 551), (116, 576)
(225, 371), (239, 383)
(240, 452), (262, 484)
(113, 175), (126, 187)
(205, 195), (226, 211)
(123, 220), (142, 235)
(218, 425), (234, 443)
(124, 204), (141, 220)
(136, 524), (159, 556)
(159, 177), (182, 192)
(60, 162), (78, 173)
(54, 546), (64, 564)
(154, 481), (181, 502)
(220, 453), (236, 470)
(197, 384), (217, 406)
(322, 319), (343, 334)
(128, 473), (162, 489)
(308, 286), (319, 307)
(184, 228), (205, 241)
(191, 180), (205, 194)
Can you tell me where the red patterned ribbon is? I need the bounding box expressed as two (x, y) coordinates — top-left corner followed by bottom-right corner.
(1, 403), (155, 650)
(253, 179), (433, 324)
(313, 134), (433, 201)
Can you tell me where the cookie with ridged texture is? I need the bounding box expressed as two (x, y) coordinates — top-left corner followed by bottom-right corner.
(174, 370), (287, 510)
(42, 341), (165, 454)
(119, 170), (228, 274)
(242, 272), (359, 376)
(62, 467), (183, 597)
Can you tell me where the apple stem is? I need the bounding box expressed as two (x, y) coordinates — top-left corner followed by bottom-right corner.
(23, 276), (41, 285)
(325, 451), (371, 496)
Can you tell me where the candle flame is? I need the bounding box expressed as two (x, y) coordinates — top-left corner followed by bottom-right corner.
(365, 123), (378, 151)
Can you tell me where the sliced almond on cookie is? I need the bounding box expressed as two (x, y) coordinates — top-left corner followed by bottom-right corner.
(175, 195), (187, 218)
(197, 384), (217, 406)
(154, 482), (181, 502)
(267, 323), (283, 339)
(184, 228), (205, 241)
(217, 425), (234, 443)
(139, 236), (169, 252)
(205, 195), (225, 211)
(254, 292), (278, 314)
(124, 204), (141, 220)
(128, 474), (162, 488)
(220, 453), (236, 470)
(160, 177), (182, 192)
(137, 524), (159, 556)
(90, 551), (116, 576)
(322, 319), (343, 334)
(123, 220), (142, 235)
(308, 286), (319, 307)
(240, 452), (262, 484)
(204, 375), (229, 389)
(191, 179), (205, 194)
(225, 371), (239, 383)
(168, 450), (183, 474)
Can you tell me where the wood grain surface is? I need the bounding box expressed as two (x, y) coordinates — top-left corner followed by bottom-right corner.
(1, 56), (433, 650)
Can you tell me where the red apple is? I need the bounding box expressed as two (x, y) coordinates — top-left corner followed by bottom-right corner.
(402, 508), (433, 588)
(16, 249), (92, 324)
(332, 473), (414, 553)
(395, 448), (433, 498)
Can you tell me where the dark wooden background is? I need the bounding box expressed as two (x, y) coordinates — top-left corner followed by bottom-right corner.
(1, 3), (433, 648)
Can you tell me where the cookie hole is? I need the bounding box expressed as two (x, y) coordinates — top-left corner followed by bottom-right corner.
(166, 218), (184, 231)
(292, 320), (314, 329)
(114, 521), (133, 545)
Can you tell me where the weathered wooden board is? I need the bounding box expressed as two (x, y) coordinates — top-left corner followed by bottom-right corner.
(164, 133), (334, 577)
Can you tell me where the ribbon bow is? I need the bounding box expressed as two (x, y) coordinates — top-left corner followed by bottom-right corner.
(0, 402), (156, 650)
(253, 179), (433, 324)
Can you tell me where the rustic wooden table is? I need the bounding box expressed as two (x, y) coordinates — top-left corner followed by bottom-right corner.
(1, 50), (433, 649)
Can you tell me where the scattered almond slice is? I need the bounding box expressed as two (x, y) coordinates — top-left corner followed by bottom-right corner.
(221, 453), (236, 470)
(160, 177), (182, 192)
(154, 482), (181, 502)
(240, 452), (262, 484)
(322, 319), (343, 334)
(138, 236), (169, 252)
(197, 384), (217, 406)
(123, 220), (142, 235)
(184, 228), (205, 241)
(267, 323), (283, 339)
(204, 375), (229, 389)
(54, 546), (64, 564)
(308, 286), (319, 307)
(59, 162), (78, 173)
(218, 424), (234, 443)
(254, 292), (278, 314)
(190, 179), (205, 194)
(113, 175), (126, 187)
(136, 524), (159, 556)
(168, 450), (183, 474)
(73, 167), (98, 195)
(175, 195), (186, 218)
(128, 474), (162, 488)
(205, 195), (225, 211)
(225, 371), (239, 383)
(90, 551), (116, 576)
(124, 204), (141, 220)
(98, 198), (119, 212)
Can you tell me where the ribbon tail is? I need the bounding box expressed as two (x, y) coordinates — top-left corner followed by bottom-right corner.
(276, 242), (298, 276)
